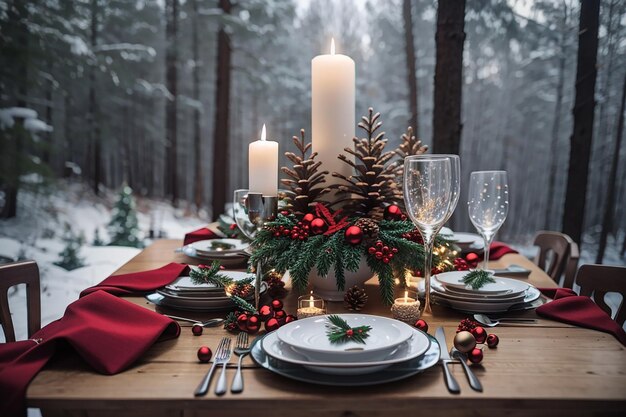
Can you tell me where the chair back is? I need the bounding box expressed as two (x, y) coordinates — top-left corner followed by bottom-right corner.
(576, 264), (626, 326)
(562, 239), (580, 290)
(533, 231), (571, 284)
(0, 260), (41, 342)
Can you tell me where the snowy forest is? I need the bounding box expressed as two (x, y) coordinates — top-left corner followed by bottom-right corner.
(1, 0), (625, 266)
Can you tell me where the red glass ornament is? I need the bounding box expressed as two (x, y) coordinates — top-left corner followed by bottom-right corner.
(271, 299), (284, 311)
(274, 309), (287, 324)
(284, 314), (297, 324)
(197, 346), (212, 363)
(236, 313), (249, 331)
(310, 217), (327, 234)
(414, 319), (429, 333)
(344, 225), (363, 245)
(302, 213), (315, 223)
(192, 323), (203, 336)
(259, 305), (274, 322)
(265, 317), (280, 332)
(487, 333), (499, 348)
(471, 326), (487, 344)
(197, 264), (207, 269)
(384, 205), (403, 220)
(246, 314), (261, 333)
(468, 347), (483, 364)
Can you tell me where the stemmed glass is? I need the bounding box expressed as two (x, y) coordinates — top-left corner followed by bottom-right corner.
(467, 171), (509, 271)
(233, 189), (257, 240)
(410, 155), (460, 223)
(403, 156), (453, 313)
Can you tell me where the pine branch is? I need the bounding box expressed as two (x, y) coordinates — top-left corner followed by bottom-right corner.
(229, 295), (258, 314)
(462, 270), (496, 290)
(326, 315), (371, 344)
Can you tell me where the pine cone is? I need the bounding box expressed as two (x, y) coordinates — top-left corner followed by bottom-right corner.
(265, 270), (287, 298)
(344, 285), (368, 311)
(227, 283), (254, 299)
(354, 217), (380, 245)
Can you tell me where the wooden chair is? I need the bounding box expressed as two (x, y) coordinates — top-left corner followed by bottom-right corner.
(0, 260), (41, 342)
(576, 264), (626, 327)
(533, 231), (571, 285)
(562, 239), (580, 290)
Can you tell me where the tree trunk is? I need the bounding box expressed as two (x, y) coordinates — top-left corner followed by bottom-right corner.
(89, 0), (101, 195)
(165, 0), (179, 206)
(191, 0), (203, 212)
(432, 0), (466, 155)
(562, 0), (600, 246)
(403, 0), (419, 136)
(43, 66), (53, 165)
(211, 0), (232, 219)
(596, 72), (626, 263)
(544, 8), (568, 231)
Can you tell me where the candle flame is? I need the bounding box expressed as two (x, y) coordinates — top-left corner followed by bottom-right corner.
(261, 124), (266, 141)
(330, 38), (335, 55)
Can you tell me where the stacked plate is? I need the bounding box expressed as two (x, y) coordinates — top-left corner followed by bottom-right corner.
(250, 314), (441, 386)
(430, 271), (541, 313)
(145, 270), (266, 312)
(450, 232), (484, 254)
(180, 238), (249, 267)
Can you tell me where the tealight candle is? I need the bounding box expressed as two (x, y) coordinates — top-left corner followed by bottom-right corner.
(391, 290), (421, 323)
(297, 291), (326, 319)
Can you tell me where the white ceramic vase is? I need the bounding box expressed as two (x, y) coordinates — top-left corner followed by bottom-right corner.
(307, 256), (374, 301)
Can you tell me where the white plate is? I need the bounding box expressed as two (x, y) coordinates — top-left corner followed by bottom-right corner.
(180, 245), (248, 268)
(276, 314), (414, 363)
(165, 270), (252, 292)
(451, 232), (483, 248)
(432, 286), (541, 313)
(430, 280), (527, 304)
(435, 271), (529, 295)
(262, 329), (430, 375)
(189, 238), (248, 254)
(250, 334), (441, 386)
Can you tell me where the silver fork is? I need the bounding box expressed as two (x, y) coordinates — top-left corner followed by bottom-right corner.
(231, 332), (251, 393)
(194, 337), (231, 397)
(214, 338), (233, 396)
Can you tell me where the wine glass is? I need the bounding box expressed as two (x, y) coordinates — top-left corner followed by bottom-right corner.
(403, 156), (453, 313)
(467, 171), (509, 271)
(410, 155), (460, 223)
(233, 189), (257, 240)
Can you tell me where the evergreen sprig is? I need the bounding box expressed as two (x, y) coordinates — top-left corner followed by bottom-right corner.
(189, 261), (231, 286)
(229, 295), (258, 314)
(462, 269), (496, 290)
(325, 315), (371, 344)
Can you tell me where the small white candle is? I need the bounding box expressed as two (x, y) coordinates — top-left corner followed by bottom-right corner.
(391, 290), (420, 323)
(312, 38), (355, 188)
(248, 124), (278, 196)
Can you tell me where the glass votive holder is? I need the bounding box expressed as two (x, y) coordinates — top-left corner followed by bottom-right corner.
(297, 291), (326, 319)
(391, 291), (421, 323)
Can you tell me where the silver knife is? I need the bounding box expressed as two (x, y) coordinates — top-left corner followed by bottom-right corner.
(435, 327), (461, 394)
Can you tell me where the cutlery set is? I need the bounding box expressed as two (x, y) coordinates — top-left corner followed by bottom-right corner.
(435, 326), (483, 393)
(194, 334), (251, 396)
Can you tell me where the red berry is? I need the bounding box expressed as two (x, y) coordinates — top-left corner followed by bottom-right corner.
(284, 315), (297, 324)
(486, 333), (499, 348)
(382, 257), (390, 264)
(368, 247), (376, 254)
(471, 326), (487, 344)
(346, 329), (354, 337)
(468, 347), (483, 364)
(192, 323), (203, 336)
(391, 248), (398, 254)
(274, 309), (287, 324)
(197, 346), (212, 362)
(414, 319), (429, 333)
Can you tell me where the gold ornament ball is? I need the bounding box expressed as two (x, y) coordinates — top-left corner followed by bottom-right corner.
(454, 331), (477, 353)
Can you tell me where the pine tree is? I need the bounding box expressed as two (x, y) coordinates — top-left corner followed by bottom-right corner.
(107, 185), (143, 248)
(55, 223), (85, 270)
(92, 228), (104, 246)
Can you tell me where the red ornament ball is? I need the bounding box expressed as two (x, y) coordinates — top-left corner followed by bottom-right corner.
(258, 305), (274, 322)
(197, 346), (212, 363)
(414, 319), (429, 333)
(384, 205), (403, 221)
(274, 309), (287, 324)
(471, 326), (487, 344)
(236, 313), (249, 331)
(486, 333), (499, 348)
(265, 317), (280, 332)
(271, 299), (284, 311)
(246, 314), (261, 334)
(344, 225), (363, 245)
(191, 323), (203, 336)
(285, 314), (297, 324)
(465, 252), (480, 268)
(302, 213), (315, 223)
(468, 347), (484, 364)
(310, 217), (327, 235)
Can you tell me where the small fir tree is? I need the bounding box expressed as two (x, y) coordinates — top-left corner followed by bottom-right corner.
(107, 185), (143, 248)
(92, 228), (104, 246)
(55, 223), (85, 270)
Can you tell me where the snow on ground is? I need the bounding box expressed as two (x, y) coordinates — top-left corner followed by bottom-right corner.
(0, 181), (206, 342)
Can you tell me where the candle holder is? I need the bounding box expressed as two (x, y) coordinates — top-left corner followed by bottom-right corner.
(391, 292), (421, 323)
(297, 291), (326, 319)
(245, 192), (278, 309)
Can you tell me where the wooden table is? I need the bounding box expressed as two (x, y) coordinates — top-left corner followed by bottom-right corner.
(27, 240), (626, 417)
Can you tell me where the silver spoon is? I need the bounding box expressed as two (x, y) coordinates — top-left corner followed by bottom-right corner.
(473, 313), (537, 327)
(450, 348), (483, 392)
(164, 315), (224, 327)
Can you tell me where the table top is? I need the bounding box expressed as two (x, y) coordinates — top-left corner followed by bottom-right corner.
(26, 239), (626, 416)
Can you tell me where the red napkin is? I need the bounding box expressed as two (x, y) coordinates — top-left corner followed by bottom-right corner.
(537, 288), (626, 347)
(80, 262), (188, 297)
(487, 241), (518, 260)
(0, 291), (180, 417)
(183, 227), (219, 245)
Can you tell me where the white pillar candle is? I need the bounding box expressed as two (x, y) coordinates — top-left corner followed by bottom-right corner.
(312, 38), (355, 187)
(248, 124), (278, 196)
